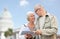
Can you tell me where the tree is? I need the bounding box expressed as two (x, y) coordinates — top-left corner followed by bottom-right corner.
(4, 31), (9, 37)
(4, 28), (13, 38)
(8, 28), (13, 36)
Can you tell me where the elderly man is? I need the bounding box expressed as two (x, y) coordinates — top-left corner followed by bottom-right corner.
(34, 4), (58, 39)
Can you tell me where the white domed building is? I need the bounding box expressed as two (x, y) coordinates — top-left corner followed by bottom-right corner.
(0, 8), (21, 39)
(0, 8), (13, 31)
(0, 8), (14, 39)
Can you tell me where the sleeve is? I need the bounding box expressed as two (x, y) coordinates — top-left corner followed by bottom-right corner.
(19, 25), (26, 39)
(41, 16), (58, 36)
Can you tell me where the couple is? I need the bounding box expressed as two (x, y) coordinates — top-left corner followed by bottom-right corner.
(19, 4), (58, 39)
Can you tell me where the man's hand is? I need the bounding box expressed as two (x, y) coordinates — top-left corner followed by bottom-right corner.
(35, 29), (42, 35)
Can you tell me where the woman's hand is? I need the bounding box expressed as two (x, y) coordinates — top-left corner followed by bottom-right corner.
(25, 34), (33, 39)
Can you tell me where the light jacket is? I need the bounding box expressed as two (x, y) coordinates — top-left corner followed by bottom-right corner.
(35, 13), (58, 39)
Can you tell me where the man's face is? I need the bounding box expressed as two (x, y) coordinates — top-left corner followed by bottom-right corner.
(35, 7), (44, 16)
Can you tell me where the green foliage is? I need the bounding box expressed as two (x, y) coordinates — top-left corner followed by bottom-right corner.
(4, 28), (13, 37)
(4, 31), (9, 37)
(8, 28), (13, 36)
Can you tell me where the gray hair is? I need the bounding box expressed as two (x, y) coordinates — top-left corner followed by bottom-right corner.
(34, 4), (44, 11)
(26, 11), (34, 21)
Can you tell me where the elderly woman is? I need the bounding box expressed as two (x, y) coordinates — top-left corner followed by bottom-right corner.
(19, 11), (35, 39)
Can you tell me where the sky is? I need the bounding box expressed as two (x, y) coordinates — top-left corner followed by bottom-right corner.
(0, 0), (60, 34)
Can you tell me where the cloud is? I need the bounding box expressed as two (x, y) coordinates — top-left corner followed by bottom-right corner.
(20, 0), (29, 7)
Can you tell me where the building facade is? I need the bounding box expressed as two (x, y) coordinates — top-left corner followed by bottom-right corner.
(0, 8), (13, 39)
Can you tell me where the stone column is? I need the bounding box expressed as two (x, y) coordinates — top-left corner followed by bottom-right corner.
(16, 33), (19, 39)
(1, 32), (6, 39)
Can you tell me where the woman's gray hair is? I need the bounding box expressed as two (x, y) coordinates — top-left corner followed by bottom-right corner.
(26, 11), (34, 21)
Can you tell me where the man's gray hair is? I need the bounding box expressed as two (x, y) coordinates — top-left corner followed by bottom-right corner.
(26, 11), (34, 21)
(34, 4), (43, 11)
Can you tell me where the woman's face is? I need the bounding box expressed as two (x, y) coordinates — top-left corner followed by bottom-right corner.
(28, 14), (35, 22)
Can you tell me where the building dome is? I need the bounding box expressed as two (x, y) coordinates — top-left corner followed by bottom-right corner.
(0, 8), (13, 31)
